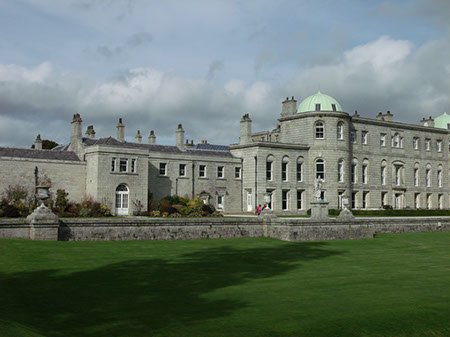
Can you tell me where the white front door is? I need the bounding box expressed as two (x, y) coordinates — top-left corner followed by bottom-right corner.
(247, 192), (253, 212)
(217, 195), (224, 211)
(115, 184), (129, 215)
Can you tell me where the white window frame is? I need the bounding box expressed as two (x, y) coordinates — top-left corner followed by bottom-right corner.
(425, 139), (431, 151)
(217, 166), (224, 179)
(235, 167), (242, 179)
(362, 131), (368, 145)
(111, 157), (117, 172)
(131, 159), (137, 173)
(199, 164), (206, 178)
(426, 168), (431, 187)
(315, 122), (325, 139)
(159, 162), (167, 176)
(413, 137), (419, 150)
(179, 163), (186, 177)
(380, 134), (386, 147)
(362, 164), (368, 184)
(119, 158), (128, 172)
(337, 123), (344, 140)
(282, 190), (289, 211)
(437, 140), (442, 152)
(338, 160), (344, 183)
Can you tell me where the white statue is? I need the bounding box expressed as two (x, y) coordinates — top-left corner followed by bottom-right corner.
(314, 177), (324, 201)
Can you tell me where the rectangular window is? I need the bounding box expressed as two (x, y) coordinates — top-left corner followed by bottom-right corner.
(414, 168), (419, 186)
(427, 193), (432, 209)
(381, 166), (386, 185)
(159, 163), (167, 176)
(338, 161), (344, 182)
(381, 192), (387, 207)
(297, 190), (303, 210)
(179, 164), (186, 177)
(315, 104), (321, 111)
(111, 157), (116, 172)
(266, 161), (273, 181)
(380, 134), (386, 147)
(217, 195), (224, 210)
(437, 140), (442, 152)
(413, 137), (419, 150)
(362, 165), (368, 184)
(351, 164), (357, 183)
(362, 191), (369, 209)
(351, 131), (356, 143)
(438, 194), (443, 209)
(217, 166), (224, 179)
(297, 163), (303, 182)
(282, 190), (289, 210)
(351, 191), (357, 209)
(282, 162), (288, 181)
(425, 139), (431, 151)
(395, 165), (401, 186)
(199, 165), (206, 178)
(235, 167), (241, 179)
(131, 159), (136, 173)
(362, 131), (368, 144)
(119, 158), (128, 172)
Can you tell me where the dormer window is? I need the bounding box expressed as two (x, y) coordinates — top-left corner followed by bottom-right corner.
(332, 104), (336, 111)
(315, 104), (321, 111)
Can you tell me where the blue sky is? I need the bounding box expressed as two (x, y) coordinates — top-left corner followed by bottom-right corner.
(0, 0), (449, 147)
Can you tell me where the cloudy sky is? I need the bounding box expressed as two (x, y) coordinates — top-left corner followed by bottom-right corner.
(0, 0), (449, 148)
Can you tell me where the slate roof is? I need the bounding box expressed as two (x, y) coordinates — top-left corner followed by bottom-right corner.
(0, 147), (80, 161)
(81, 137), (233, 157)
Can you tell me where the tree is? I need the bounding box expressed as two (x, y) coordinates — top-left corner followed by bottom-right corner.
(31, 139), (59, 150)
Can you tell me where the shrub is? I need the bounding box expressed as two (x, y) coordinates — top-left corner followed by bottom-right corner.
(79, 207), (92, 217)
(3, 204), (20, 218)
(150, 210), (161, 217)
(168, 212), (182, 217)
(0, 209), (3, 217)
(55, 189), (69, 213)
(2, 185), (29, 204)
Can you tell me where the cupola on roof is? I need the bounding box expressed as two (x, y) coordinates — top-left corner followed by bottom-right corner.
(297, 91), (343, 113)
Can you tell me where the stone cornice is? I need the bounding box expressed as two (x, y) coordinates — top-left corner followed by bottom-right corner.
(230, 142), (310, 151)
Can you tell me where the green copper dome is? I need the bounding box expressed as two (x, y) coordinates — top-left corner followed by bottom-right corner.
(434, 112), (450, 129)
(297, 91), (342, 113)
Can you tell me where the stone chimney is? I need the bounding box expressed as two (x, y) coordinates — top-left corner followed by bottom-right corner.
(239, 113), (252, 145)
(117, 118), (125, 142)
(34, 134), (42, 150)
(135, 130), (142, 143)
(421, 116), (434, 127)
(176, 124), (185, 150)
(69, 113), (84, 159)
(85, 125), (96, 139)
(281, 96), (297, 118)
(376, 110), (393, 121)
(148, 130), (156, 144)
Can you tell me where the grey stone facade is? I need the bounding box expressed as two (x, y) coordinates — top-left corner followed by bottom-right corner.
(0, 91), (448, 215)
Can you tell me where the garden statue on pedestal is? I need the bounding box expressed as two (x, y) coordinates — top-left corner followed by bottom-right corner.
(310, 177), (329, 220)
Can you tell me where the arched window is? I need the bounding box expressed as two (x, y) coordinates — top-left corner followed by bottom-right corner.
(297, 157), (304, 182)
(352, 158), (358, 183)
(362, 159), (369, 184)
(315, 121), (325, 139)
(337, 159), (344, 182)
(315, 158), (325, 179)
(392, 161), (405, 186)
(337, 122), (344, 140)
(414, 163), (420, 186)
(266, 155), (274, 181)
(426, 163), (432, 187)
(381, 160), (387, 185)
(437, 165), (443, 188)
(115, 184), (129, 216)
(282, 156), (289, 181)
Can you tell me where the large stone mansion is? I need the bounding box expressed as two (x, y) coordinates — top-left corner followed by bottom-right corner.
(1, 91), (449, 215)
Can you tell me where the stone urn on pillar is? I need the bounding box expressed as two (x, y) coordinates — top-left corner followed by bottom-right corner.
(26, 185), (59, 240)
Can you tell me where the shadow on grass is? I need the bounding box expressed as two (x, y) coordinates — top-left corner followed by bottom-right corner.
(0, 241), (343, 337)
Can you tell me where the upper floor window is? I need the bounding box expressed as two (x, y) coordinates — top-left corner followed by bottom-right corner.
(111, 157), (117, 172)
(380, 134), (386, 147)
(159, 163), (167, 176)
(425, 138), (431, 151)
(315, 122), (324, 139)
(426, 166), (431, 187)
(315, 159), (325, 179)
(338, 159), (344, 183)
(392, 133), (400, 148)
(381, 165), (386, 185)
(362, 131), (368, 145)
(351, 131), (356, 143)
(351, 160), (357, 183)
(235, 167), (242, 179)
(179, 164), (186, 177)
(394, 164), (402, 186)
(266, 155), (274, 181)
(315, 104), (321, 111)
(437, 168), (442, 188)
(337, 122), (344, 140)
(297, 157), (304, 182)
(131, 159), (136, 173)
(282, 156), (289, 181)
(414, 164), (420, 186)
(362, 160), (368, 184)
(331, 104), (337, 111)
(413, 137), (419, 150)
(199, 164), (206, 178)
(119, 158), (128, 172)
(217, 166), (224, 179)
(437, 140), (442, 152)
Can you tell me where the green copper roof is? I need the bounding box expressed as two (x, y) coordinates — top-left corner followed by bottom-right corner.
(297, 91), (343, 113)
(434, 112), (450, 129)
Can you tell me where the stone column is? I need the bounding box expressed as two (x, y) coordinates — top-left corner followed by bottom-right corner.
(26, 204), (59, 240)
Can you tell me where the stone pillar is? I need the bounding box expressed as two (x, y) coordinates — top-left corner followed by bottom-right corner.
(176, 124), (184, 150)
(239, 114), (252, 145)
(68, 113), (83, 159)
(310, 201), (329, 220)
(117, 118), (125, 142)
(26, 204), (59, 240)
(135, 130), (142, 143)
(148, 130), (156, 144)
(280, 96), (297, 118)
(34, 134), (43, 150)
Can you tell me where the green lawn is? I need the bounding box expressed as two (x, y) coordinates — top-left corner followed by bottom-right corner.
(0, 232), (449, 337)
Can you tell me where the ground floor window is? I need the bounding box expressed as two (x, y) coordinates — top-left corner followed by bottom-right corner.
(217, 195), (224, 210)
(415, 193), (421, 209)
(351, 192), (357, 209)
(381, 192), (387, 207)
(115, 184), (129, 215)
(438, 194), (443, 209)
(297, 190), (303, 210)
(282, 190), (289, 211)
(362, 191), (369, 209)
(427, 193), (432, 209)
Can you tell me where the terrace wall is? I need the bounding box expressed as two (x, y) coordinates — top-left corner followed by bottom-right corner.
(0, 217), (449, 242)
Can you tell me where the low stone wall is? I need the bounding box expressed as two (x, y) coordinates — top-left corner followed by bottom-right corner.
(0, 216), (449, 242)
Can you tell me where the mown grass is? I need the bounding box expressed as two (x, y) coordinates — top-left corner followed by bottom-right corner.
(0, 232), (449, 337)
